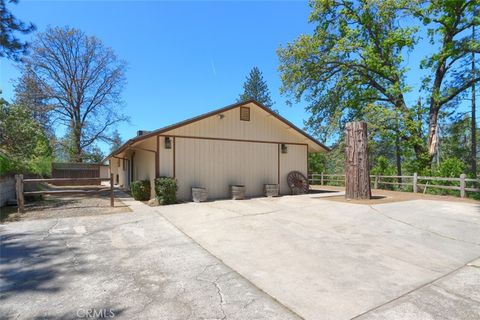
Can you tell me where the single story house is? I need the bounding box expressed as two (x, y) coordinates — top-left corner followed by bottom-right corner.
(106, 100), (329, 201)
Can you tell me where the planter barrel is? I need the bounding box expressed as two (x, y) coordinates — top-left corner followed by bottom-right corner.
(192, 187), (208, 203)
(264, 184), (279, 197)
(230, 185), (245, 200)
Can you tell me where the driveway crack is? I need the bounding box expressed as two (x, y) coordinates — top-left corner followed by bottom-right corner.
(42, 219), (60, 241)
(195, 264), (228, 319)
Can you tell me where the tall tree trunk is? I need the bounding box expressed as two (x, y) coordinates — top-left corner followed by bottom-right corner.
(396, 100), (428, 169)
(427, 106), (440, 164)
(345, 121), (371, 200)
(73, 123), (83, 163)
(471, 19), (477, 178)
(395, 112), (402, 184)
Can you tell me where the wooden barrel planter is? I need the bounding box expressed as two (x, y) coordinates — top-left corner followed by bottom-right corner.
(192, 187), (208, 203)
(230, 185), (245, 200)
(264, 184), (279, 197)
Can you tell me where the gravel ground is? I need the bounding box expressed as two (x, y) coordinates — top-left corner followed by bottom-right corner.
(312, 185), (480, 204)
(0, 191), (130, 223)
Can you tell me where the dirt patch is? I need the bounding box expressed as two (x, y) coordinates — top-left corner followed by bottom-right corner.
(319, 195), (410, 205)
(311, 185), (480, 204)
(1, 192), (131, 223)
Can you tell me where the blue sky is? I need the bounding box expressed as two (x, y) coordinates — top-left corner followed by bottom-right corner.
(0, 0), (318, 154)
(0, 1), (468, 154)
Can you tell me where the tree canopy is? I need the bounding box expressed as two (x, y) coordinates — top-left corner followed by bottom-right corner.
(0, 98), (52, 176)
(0, 0), (35, 61)
(19, 26), (128, 162)
(278, 0), (479, 172)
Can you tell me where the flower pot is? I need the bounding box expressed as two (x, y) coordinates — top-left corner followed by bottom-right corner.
(192, 187), (208, 203)
(264, 184), (279, 197)
(230, 185), (245, 200)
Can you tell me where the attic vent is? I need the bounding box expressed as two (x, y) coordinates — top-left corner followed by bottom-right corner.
(240, 107), (250, 121)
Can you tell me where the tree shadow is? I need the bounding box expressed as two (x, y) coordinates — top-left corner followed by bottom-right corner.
(0, 231), (87, 301)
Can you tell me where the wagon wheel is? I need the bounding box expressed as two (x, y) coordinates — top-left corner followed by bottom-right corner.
(287, 171), (309, 195)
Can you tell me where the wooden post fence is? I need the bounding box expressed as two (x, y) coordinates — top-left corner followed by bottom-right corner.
(110, 173), (114, 207)
(15, 174), (25, 213)
(308, 172), (478, 198)
(413, 172), (418, 193)
(14, 177), (114, 212)
(459, 174), (466, 198)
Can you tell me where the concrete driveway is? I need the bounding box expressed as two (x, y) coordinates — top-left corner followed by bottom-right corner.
(0, 198), (298, 320)
(156, 194), (480, 320)
(1, 193), (479, 320)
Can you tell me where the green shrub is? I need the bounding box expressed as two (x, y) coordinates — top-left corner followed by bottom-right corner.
(371, 156), (396, 176)
(131, 180), (151, 201)
(434, 158), (465, 178)
(371, 156), (397, 190)
(155, 176), (178, 205)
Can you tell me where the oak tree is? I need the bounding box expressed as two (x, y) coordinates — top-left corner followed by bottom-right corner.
(278, 0), (479, 170)
(21, 26), (127, 162)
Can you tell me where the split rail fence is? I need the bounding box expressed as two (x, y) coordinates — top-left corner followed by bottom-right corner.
(15, 174), (114, 213)
(309, 173), (479, 198)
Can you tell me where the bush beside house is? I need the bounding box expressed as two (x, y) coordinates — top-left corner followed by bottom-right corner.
(130, 180), (151, 201)
(155, 177), (177, 205)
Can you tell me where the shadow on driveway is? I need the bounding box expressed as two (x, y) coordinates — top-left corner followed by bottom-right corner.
(0, 231), (85, 301)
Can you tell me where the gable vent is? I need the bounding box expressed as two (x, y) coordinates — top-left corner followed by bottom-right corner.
(240, 107), (250, 121)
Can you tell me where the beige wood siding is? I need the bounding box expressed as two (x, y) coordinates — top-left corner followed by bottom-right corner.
(159, 136), (174, 177)
(175, 137), (278, 200)
(112, 103), (319, 201)
(109, 160), (119, 184)
(163, 102), (311, 146)
(116, 158), (128, 188)
(99, 166), (110, 179)
(279, 144), (308, 195)
(132, 155), (155, 198)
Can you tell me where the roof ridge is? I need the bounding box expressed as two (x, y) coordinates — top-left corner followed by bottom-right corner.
(103, 99), (329, 161)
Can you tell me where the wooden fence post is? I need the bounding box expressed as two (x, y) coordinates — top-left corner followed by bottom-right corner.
(110, 173), (114, 207)
(15, 174), (25, 213)
(413, 172), (418, 193)
(321, 172), (324, 186)
(374, 174), (379, 189)
(459, 173), (466, 198)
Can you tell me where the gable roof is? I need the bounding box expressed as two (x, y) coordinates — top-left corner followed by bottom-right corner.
(105, 100), (330, 160)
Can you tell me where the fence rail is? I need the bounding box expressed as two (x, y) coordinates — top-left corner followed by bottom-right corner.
(15, 174), (115, 213)
(309, 172), (479, 198)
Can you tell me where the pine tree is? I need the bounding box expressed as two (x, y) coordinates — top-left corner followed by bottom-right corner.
(0, 0), (36, 61)
(110, 130), (123, 153)
(238, 67), (274, 109)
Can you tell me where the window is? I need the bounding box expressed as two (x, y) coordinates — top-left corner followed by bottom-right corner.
(240, 107), (250, 121)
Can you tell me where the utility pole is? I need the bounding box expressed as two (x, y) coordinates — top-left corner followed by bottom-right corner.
(471, 7), (477, 178)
